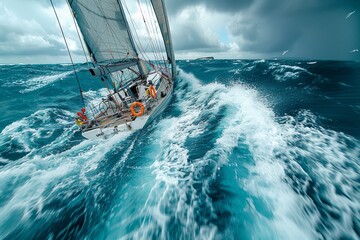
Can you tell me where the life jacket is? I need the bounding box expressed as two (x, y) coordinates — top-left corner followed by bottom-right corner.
(77, 111), (88, 121)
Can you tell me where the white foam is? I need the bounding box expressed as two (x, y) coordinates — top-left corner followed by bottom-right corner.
(276, 111), (360, 239)
(338, 82), (352, 87)
(145, 70), (341, 239)
(108, 69), (321, 239)
(268, 62), (315, 82)
(0, 120), (132, 239)
(2, 66), (358, 239)
(0, 108), (75, 156)
(0, 157), (10, 165)
(208, 85), (320, 239)
(105, 72), (220, 239)
(17, 71), (73, 93)
(81, 88), (110, 118)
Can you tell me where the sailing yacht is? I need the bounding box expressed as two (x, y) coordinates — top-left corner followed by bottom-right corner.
(58, 0), (176, 139)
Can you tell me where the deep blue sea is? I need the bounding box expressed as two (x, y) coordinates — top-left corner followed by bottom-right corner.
(0, 59), (359, 239)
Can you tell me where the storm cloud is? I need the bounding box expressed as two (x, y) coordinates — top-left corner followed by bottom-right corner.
(0, 0), (359, 63)
(167, 0), (360, 60)
(166, 0), (253, 14)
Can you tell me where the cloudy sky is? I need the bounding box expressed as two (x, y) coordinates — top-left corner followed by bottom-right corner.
(0, 0), (359, 63)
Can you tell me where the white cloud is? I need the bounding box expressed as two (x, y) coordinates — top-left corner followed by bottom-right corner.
(173, 18), (218, 50)
(20, 35), (52, 47)
(170, 5), (237, 56)
(0, 0), (85, 63)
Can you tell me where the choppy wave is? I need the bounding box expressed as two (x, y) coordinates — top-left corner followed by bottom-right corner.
(0, 61), (359, 239)
(18, 71), (73, 93)
(92, 70), (359, 239)
(0, 108), (133, 239)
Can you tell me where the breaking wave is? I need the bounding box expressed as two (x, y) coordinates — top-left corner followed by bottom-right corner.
(0, 60), (359, 239)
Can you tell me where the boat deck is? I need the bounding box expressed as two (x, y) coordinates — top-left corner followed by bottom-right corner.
(81, 74), (171, 134)
(84, 112), (134, 131)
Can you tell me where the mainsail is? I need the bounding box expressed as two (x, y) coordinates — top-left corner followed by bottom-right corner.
(68, 0), (175, 79)
(68, 0), (140, 64)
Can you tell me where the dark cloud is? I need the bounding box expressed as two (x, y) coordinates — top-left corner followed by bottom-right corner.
(166, 0), (253, 14)
(167, 0), (360, 60)
(172, 27), (219, 51)
(231, 0), (360, 59)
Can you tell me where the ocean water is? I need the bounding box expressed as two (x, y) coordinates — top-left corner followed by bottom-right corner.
(0, 59), (359, 239)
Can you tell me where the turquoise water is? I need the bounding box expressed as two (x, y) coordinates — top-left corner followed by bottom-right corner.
(0, 60), (359, 239)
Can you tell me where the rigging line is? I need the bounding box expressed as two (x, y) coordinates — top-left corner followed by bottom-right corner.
(144, 0), (168, 68)
(151, 21), (165, 63)
(132, 0), (150, 60)
(146, 0), (169, 70)
(116, 0), (142, 60)
(65, 2), (104, 137)
(97, 0), (130, 61)
(100, 76), (122, 110)
(123, 0), (159, 82)
(122, 1), (145, 57)
(142, 0), (161, 61)
(89, 1), (135, 91)
(134, 0), (161, 65)
(65, 0), (90, 69)
(148, 0), (165, 55)
(91, 7), (145, 107)
(144, 0), (163, 55)
(149, 0), (171, 70)
(96, 0), (133, 58)
(139, 0), (163, 64)
(88, 103), (104, 135)
(50, 0), (85, 107)
(72, 1), (105, 62)
(125, 0), (170, 76)
(119, 0), (141, 61)
(85, 0), (133, 63)
(93, 0), (122, 61)
(142, 0), (168, 75)
(123, 0), (152, 63)
(137, 0), (158, 59)
(111, 71), (123, 90)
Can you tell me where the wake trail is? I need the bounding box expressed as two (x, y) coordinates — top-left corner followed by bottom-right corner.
(105, 69), (320, 239)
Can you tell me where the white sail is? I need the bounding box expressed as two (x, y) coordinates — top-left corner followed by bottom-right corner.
(150, 0), (176, 77)
(68, 0), (138, 63)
